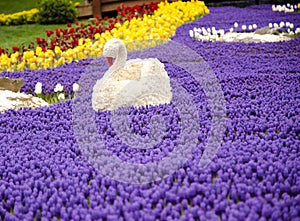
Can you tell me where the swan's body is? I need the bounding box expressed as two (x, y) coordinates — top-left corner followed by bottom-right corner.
(92, 39), (172, 111)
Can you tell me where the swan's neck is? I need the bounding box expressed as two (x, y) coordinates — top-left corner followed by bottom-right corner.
(109, 44), (127, 73)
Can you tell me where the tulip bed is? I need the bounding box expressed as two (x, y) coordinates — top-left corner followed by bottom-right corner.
(0, 0), (209, 72)
(1, 3), (300, 221)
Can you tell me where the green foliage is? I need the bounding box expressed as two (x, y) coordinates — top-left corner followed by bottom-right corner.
(38, 0), (77, 24)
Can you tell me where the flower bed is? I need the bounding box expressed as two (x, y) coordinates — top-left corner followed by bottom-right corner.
(0, 0), (209, 72)
(35, 2), (160, 52)
(0, 9), (39, 26)
(0, 4), (300, 221)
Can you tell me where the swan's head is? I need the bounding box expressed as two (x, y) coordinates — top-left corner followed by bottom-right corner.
(103, 38), (126, 67)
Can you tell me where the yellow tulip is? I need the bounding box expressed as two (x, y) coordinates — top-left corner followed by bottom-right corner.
(54, 46), (62, 55)
(30, 63), (37, 70)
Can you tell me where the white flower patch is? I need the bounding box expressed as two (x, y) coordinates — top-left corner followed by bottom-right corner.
(272, 3), (298, 13)
(189, 21), (299, 43)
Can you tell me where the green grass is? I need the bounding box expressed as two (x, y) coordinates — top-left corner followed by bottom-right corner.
(0, 0), (86, 52)
(0, 23), (70, 51)
(0, 0), (85, 14)
(0, 0), (38, 14)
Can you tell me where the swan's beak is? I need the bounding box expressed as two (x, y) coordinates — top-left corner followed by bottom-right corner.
(106, 57), (113, 67)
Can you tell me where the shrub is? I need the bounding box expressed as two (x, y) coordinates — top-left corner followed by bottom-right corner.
(38, 0), (77, 24)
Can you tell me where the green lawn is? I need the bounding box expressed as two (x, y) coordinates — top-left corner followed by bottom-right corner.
(0, 0), (38, 14)
(0, 0), (86, 52)
(0, 0), (85, 14)
(0, 24), (71, 51)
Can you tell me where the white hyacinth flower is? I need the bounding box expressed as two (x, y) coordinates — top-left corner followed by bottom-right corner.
(229, 27), (234, 32)
(248, 25), (253, 31)
(219, 29), (225, 36)
(189, 30), (194, 38)
(54, 83), (64, 93)
(58, 93), (65, 101)
(289, 31), (294, 35)
(242, 25), (247, 31)
(34, 82), (42, 95)
(207, 27), (211, 33)
(295, 28), (300, 34)
(195, 32), (201, 40)
(272, 5), (276, 11)
(286, 22), (290, 27)
(234, 22), (238, 28)
(279, 22), (285, 28)
(287, 3), (290, 7)
(273, 23), (279, 29)
(287, 28), (291, 33)
(269, 23), (273, 28)
(253, 24), (257, 29)
(294, 5), (297, 9)
(289, 23), (294, 29)
(72, 83), (80, 92)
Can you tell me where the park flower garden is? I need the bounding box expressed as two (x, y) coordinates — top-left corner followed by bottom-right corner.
(0, 0), (209, 72)
(1, 1), (300, 221)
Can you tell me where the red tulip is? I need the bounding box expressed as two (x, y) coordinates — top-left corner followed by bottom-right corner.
(46, 30), (54, 37)
(72, 39), (78, 46)
(55, 29), (60, 37)
(12, 46), (19, 52)
(36, 37), (41, 43)
(69, 28), (74, 34)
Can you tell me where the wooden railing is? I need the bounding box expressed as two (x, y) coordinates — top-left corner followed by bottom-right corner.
(77, 0), (176, 18)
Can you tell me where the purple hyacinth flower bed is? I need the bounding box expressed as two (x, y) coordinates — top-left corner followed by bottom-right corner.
(1, 4), (300, 221)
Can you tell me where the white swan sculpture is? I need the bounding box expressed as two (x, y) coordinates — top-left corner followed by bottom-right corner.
(92, 38), (172, 111)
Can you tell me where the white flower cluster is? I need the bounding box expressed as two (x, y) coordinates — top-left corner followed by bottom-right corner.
(34, 82), (80, 101)
(272, 3), (298, 13)
(189, 21), (299, 42)
(269, 21), (300, 35)
(189, 27), (227, 41)
(233, 22), (258, 32)
(189, 22), (258, 42)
